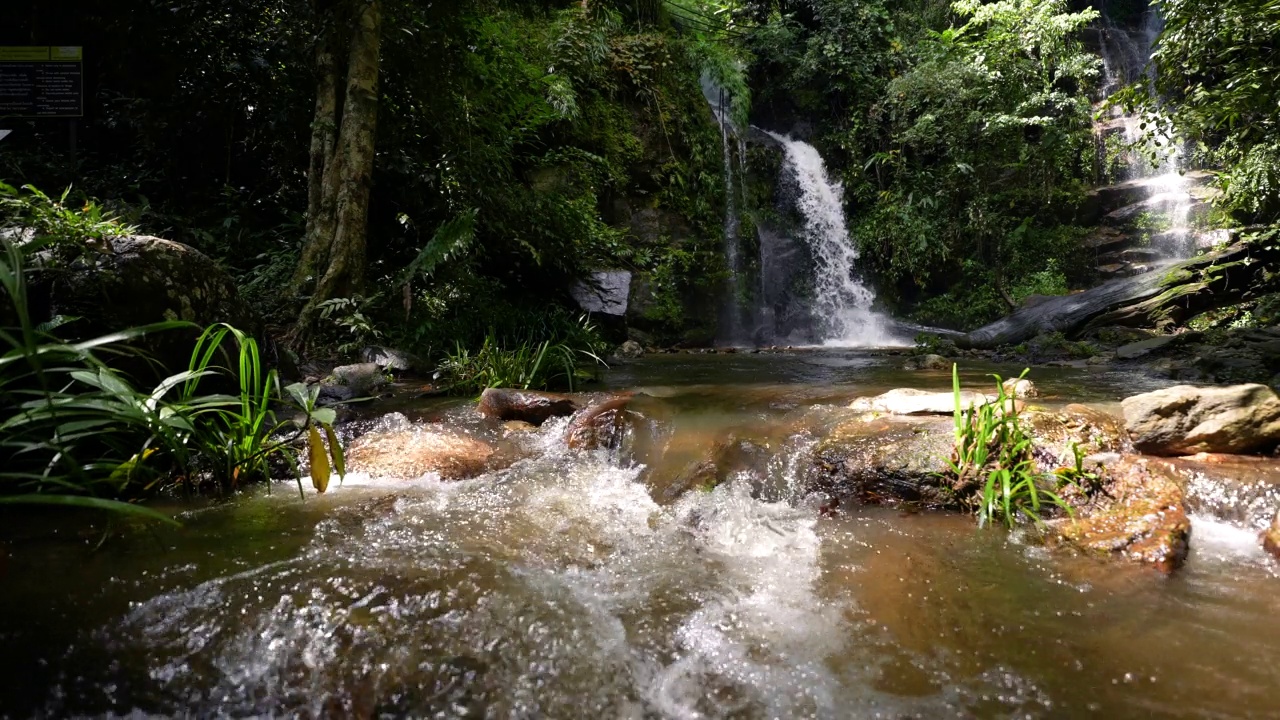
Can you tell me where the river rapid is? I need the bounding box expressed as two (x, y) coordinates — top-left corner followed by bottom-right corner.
(2, 351), (1278, 718)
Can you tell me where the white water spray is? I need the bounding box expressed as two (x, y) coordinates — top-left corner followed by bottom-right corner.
(765, 131), (898, 346)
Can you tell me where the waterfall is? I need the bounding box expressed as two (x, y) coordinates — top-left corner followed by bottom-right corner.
(1097, 3), (1195, 257)
(763, 132), (896, 347)
(702, 76), (747, 344)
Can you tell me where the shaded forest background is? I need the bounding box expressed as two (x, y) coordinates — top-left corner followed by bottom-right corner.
(2, 0), (1277, 355)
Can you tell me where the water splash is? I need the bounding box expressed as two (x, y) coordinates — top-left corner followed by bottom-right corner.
(764, 131), (899, 346)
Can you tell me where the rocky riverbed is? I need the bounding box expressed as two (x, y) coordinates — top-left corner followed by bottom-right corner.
(2, 350), (1279, 717)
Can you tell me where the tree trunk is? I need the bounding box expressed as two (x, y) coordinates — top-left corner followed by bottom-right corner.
(957, 242), (1280, 349)
(312, 0), (381, 303)
(294, 21), (341, 295)
(291, 0), (381, 338)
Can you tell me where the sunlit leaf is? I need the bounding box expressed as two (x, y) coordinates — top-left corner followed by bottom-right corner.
(308, 425), (330, 493)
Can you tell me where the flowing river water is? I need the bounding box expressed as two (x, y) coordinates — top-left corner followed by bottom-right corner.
(2, 351), (1279, 718)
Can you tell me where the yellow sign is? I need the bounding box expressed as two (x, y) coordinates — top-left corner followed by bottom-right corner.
(50, 47), (83, 61)
(0, 46), (84, 118)
(0, 47), (51, 61)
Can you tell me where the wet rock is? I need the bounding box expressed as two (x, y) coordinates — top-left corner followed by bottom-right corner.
(1023, 404), (1130, 471)
(1002, 378), (1037, 398)
(566, 394), (639, 452)
(1263, 511), (1280, 559)
(645, 434), (771, 505)
(45, 235), (279, 379)
(850, 388), (990, 416)
(325, 362), (389, 398)
(812, 415), (957, 507)
(902, 354), (949, 371)
(476, 388), (579, 426)
(1115, 335), (1177, 360)
(1122, 384), (1280, 455)
(615, 340), (645, 359)
(1046, 456), (1190, 573)
(346, 426), (503, 480)
(360, 345), (419, 372)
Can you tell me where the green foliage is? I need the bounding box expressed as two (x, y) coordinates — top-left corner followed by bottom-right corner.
(0, 235), (344, 519)
(435, 327), (605, 395)
(1111, 0), (1280, 226)
(317, 296), (385, 357)
(911, 333), (958, 357)
(0, 183), (137, 264)
(857, 0), (1098, 296)
(945, 365), (1071, 528)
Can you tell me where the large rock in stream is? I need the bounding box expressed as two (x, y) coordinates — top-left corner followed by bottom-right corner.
(345, 418), (517, 480)
(1122, 384), (1280, 455)
(1046, 456), (1191, 573)
(958, 241), (1280, 349)
(812, 403), (1129, 508)
(45, 235), (277, 377)
(477, 388), (580, 426)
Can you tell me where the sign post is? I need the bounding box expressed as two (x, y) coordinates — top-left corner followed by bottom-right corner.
(0, 46), (84, 118)
(0, 46), (84, 163)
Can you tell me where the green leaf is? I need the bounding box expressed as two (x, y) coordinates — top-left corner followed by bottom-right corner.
(308, 425), (330, 494)
(0, 494), (179, 525)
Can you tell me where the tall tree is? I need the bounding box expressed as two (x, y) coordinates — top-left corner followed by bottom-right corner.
(292, 0), (383, 337)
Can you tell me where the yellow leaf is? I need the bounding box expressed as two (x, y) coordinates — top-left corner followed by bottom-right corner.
(309, 425), (330, 494)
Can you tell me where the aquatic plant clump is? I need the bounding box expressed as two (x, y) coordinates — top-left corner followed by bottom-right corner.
(945, 364), (1072, 528)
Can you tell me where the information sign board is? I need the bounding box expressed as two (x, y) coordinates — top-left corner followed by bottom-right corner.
(0, 46), (84, 118)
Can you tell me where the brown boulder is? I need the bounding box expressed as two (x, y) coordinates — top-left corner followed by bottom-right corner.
(476, 388), (579, 426)
(566, 395), (637, 451)
(1121, 384), (1280, 455)
(1263, 511), (1280, 559)
(346, 427), (503, 480)
(1047, 456), (1190, 573)
(811, 415), (957, 507)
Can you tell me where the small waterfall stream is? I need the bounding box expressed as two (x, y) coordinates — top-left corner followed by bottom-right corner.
(764, 131), (897, 347)
(1097, 4), (1196, 257)
(702, 77), (748, 345)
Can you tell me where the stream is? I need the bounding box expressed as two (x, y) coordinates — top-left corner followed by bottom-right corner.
(2, 351), (1279, 718)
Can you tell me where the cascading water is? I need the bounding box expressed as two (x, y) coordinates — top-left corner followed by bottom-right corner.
(764, 131), (897, 346)
(702, 76), (748, 345)
(1096, 3), (1197, 258)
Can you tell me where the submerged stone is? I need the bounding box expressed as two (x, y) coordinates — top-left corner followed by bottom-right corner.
(1122, 384), (1280, 455)
(901, 353), (949, 371)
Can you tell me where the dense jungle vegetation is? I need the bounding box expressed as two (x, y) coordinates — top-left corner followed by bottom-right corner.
(1, 0), (1278, 508)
